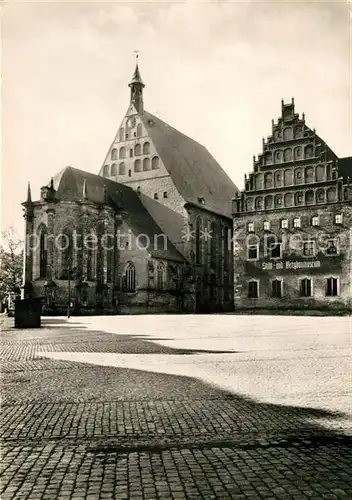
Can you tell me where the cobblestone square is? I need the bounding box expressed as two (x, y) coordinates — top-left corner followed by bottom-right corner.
(1, 314), (351, 499)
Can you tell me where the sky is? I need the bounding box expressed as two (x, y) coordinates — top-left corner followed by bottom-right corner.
(2, 0), (351, 236)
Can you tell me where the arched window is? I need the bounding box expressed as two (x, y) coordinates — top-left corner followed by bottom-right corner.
(284, 169), (293, 186)
(143, 142), (150, 154)
(264, 195), (273, 209)
(295, 169), (303, 184)
(316, 165), (325, 182)
(136, 123), (142, 138)
(157, 263), (165, 291)
(274, 171), (282, 187)
(283, 148), (292, 162)
(294, 146), (303, 160)
(119, 162), (126, 175)
(123, 262), (136, 292)
(316, 189), (325, 203)
(103, 165), (109, 177)
(327, 187), (337, 202)
(119, 128), (124, 142)
(263, 152), (273, 165)
(275, 194), (283, 207)
(305, 190), (314, 205)
(86, 231), (97, 281)
(294, 126), (303, 138)
(210, 221), (217, 268)
(152, 156), (159, 170)
(305, 145), (314, 158)
(111, 163), (117, 176)
(195, 216), (202, 265)
(264, 172), (273, 189)
(61, 227), (74, 279)
(143, 158), (150, 171)
(111, 148), (117, 161)
(295, 191), (304, 205)
(305, 166), (314, 183)
(39, 227), (47, 278)
(134, 159), (142, 172)
(134, 144), (141, 156)
(119, 147), (126, 159)
(255, 196), (263, 210)
(284, 193), (294, 207)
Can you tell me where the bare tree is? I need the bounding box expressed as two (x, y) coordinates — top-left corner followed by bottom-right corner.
(0, 228), (24, 304)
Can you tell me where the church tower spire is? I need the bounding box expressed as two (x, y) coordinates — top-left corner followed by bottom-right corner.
(128, 54), (145, 114)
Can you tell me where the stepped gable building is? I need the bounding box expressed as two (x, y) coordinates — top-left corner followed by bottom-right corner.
(22, 62), (238, 315)
(233, 99), (352, 313)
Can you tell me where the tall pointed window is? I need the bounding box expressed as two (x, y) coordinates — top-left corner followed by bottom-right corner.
(157, 263), (165, 290)
(39, 227), (48, 278)
(86, 231), (97, 281)
(123, 262), (136, 292)
(210, 221), (217, 268)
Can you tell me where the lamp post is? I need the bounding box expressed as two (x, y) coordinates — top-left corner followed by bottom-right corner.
(66, 258), (77, 318)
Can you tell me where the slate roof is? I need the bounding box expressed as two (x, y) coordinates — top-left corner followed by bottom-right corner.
(49, 167), (186, 262)
(138, 111), (239, 217)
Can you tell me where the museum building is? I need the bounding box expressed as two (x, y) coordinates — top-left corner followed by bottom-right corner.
(232, 99), (352, 312)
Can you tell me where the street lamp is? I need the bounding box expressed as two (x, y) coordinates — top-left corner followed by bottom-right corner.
(66, 258), (77, 318)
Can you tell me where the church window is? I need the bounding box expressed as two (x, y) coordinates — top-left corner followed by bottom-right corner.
(137, 123), (142, 138)
(143, 142), (150, 154)
(111, 163), (117, 176)
(143, 158), (150, 171)
(305, 190), (314, 205)
(61, 227), (74, 279)
(264, 172), (273, 189)
(134, 159), (142, 172)
(283, 148), (292, 162)
(248, 281), (259, 299)
(152, 156), (159, 169)
(119, 147), (126, 159)
(103, 165), (109, 177)
(39, 227), (48, 278)
(86, 232), (97, 280)
(157, 263), (166, 291)
(119, 128), (124, 142)
(119, 162), (126, 175)
(195, 216), (202, 265)
(134, 143), (141, 156)
(154, 193), (158, 200)
(111, 148), (117, 161)
(326, 277), (338, 297)
(163, 191), (168, 198)
(123, 262), (136, 292)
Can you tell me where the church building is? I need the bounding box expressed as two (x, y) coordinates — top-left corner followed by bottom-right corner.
(22, 62), (238, 315)
(233, 99), (352, 313)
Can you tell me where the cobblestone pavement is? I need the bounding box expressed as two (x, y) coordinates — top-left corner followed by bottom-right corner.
(1, 316), (351, 499)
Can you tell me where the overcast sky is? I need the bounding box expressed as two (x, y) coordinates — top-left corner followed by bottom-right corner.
(2, 0), (351, 235)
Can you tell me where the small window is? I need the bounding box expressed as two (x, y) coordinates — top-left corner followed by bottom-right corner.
(300, 278), (312, 297)
(248, 281), (259, 299)
(163, 191), (168, 199)
(263, 221), (270, 231)
(130, 149), (133, 158)
(125, 133), (129, 139)
(247, 222), (254, 232)
(326, 239), (339, 256)
(154, 193), (158, 200)
(334, 214), (343, 225)
(303, 241), (315, 257)
(326, 277), (338, 297)
(311, 216), (319, 227)
(128, 169), (132, 177)
(280, 219), (288, 229)
(293, 217), (301, 228)
(137, 186), (141, 194)
(247, 244), (258, 260)
(271, 280), (282, 298)
(270, 243), (282, 259)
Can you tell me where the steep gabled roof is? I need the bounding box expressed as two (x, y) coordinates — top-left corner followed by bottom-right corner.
(49, 167), (186, 262)
(140, 111), (239, 217)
